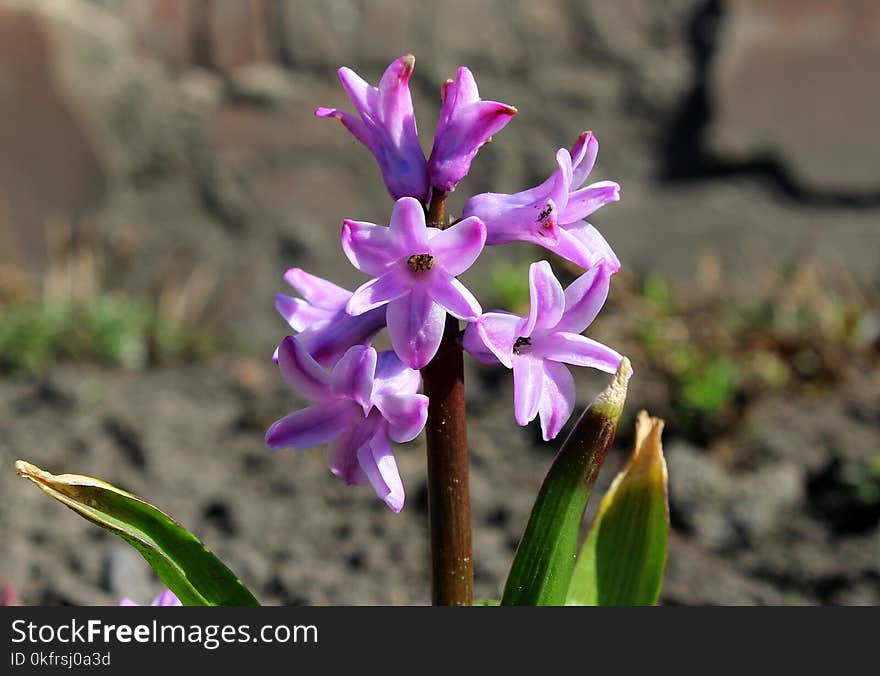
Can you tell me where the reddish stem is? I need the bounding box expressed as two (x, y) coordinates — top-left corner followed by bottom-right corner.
(421, 191), (473, 605)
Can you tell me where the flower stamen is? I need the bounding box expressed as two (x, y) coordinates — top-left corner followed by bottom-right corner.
(513, 336), (531, 355)
(407, 253), (435, 272)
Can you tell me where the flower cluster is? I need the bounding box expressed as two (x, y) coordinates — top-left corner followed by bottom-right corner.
(268, 55), (623, 511)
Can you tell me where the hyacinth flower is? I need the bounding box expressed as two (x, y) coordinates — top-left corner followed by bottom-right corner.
(275, 268), (386, 368)
(316, 55), (429, 202)
(119, 589), (181, 606)
(265, 337), (428, 512)
(462, 132), (621, 272)
(463, 261), (623, 441)
(342, 196), (486, 369)
(427, 66), (517, 194)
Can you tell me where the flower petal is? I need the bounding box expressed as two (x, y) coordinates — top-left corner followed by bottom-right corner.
(538, 360), (576, 441)
(512, 354), (544, 426)
(386, 288), (446, 369)
(555, 263), (612, 334)
(552, 221), (621, 273)
(559, 181), (620, 224)
(473, 311), (523, 368)
(373, 350), (422, 395)
(522, 260), (565, 336)
(462, 321), (501, 366)
(283, 268), (351, 309)
(374, 393), (428, 443)
(569, 131), (599, 188)
(425, 272), (482, 320)
(537, 331), (623, 373)
(277, 336), (331, 401)
(331, 345), (377, 412)
(388, 196), (429, 252)
(357, 428), (405, 513)
(298, 307), (386, 368)
(265, 400), (353, 451)
(327, 420), (375, 486)
(275, 294), (333, 332)
(347, 268), (411, 315)
(315, 106), (373, 150)
(429, 215), (486, 276)
(341, 220), (397, 276)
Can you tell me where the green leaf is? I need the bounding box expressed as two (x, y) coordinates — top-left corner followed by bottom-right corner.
(567, 411), (669, 606)
(15, 460), (259, 606)
(501, 359), (632, 606)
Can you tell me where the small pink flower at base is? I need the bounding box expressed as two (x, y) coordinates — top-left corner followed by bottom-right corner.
(427, 67), (517, 194)
(275, 268), (386, 368)
(463, 261), (623, 441)
(265, 337), (428, 512)
(462, 132), (621, 272)
(316, 55), (429, 202)
(342, 197), (486, 369)
(119, 589), (181, 606)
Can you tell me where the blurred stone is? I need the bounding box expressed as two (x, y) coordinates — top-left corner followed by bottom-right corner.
(708, 0), (880, 192)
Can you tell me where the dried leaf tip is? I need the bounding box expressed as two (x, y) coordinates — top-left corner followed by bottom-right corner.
(590, 356), (632, 421)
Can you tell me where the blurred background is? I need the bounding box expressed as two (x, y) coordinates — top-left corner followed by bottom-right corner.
(0, 0), (877, 605)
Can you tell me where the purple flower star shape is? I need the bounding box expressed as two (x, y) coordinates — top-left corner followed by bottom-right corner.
(316, 54), (429, 202)
(342, 196), (486, 369)
(265, 337), (428, 512)
(463, 260), (623, 441)
(428, 66), (517, 194)
(462, 131), (621, 272)
(275, 268), (386, 368)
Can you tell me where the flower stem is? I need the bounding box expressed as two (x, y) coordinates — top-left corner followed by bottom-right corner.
(421, 191), (473, 606)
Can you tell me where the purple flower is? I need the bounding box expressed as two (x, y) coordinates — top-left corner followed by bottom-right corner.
(275, 268), (386, 368)
(119, 589), (181, 606)
(463, 261), (623, 441)
(342, 196), (486, 369)
(428, 67), (517, 194)
(316, 55), (429, 202)
(462, 132), (621, 272)
(265, 337), (428, 512)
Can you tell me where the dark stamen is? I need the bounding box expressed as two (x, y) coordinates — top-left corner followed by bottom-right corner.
(407, 253), (435, 272)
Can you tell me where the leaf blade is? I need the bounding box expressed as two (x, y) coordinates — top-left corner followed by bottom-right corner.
(15, 460), (259, 606)
(567, 411), (669, 606)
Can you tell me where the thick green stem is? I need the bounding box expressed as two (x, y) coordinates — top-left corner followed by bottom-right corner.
(421, 191), (473, 606)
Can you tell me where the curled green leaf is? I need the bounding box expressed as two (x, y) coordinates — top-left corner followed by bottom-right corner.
(15, 460), (259, 606)
(567, 411), (669, 606)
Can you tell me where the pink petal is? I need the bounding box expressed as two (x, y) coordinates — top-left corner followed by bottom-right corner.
(275, 294), (332, 332)
(425, 272), (482, 320)
(429, 216), (486, 276)
(538, 360), (576, 441)
(357, 429), (405, 513)
(277, 336), (330, 402)
(473, 311), (523, 368)
(569, 131), (599, 187)
(315, 107), (373, 150)
(283, 268), (351, 309)
(374, 393), (428, 443)
(373, 350), (422, 395)
(462, 321), (502, 365)
(330, 345), (377, 412)
(265, 400), (353, 451)
(522, 261), (565, 336)
(298, 307), (387, 368)
(347, 268), (411, 315)
(341, 220), (397, 276)
(386, 288), (446, 369)
(559, 181), (620, 224)
(512, 355), (544, 426)
(537, 332), (623, 373)
(555, 263), (612, 334)
(551, 221), (621, 273)
(327, 422), (374, 486)
(388, 196), (429, 252)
